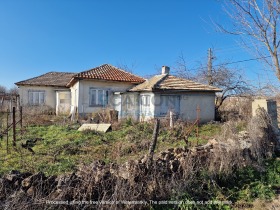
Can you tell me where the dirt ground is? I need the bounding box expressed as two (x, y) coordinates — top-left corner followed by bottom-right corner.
(250, 194), (280, 210)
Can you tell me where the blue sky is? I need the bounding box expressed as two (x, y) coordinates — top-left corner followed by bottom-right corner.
(0, 0), (278, 88)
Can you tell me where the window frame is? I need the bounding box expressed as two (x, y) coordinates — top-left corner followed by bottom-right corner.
(141, 95), (151, 106)
(28, 90), (46, 106)
(59, 92), (71, 104)
(89, 88), (109, 107)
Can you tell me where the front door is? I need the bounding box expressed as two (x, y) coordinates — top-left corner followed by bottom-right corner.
(56, 91), (71, 115)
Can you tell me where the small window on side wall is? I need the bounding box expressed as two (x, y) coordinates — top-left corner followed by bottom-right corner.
(28, 90), (45, 106)
(141, 95), (150, 106)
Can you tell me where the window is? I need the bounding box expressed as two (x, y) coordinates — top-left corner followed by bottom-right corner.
(89, 89), (109, 106)
(141, 95), (150, 106)
(59, 92), (70, 104)
(28, 90), (45, 105)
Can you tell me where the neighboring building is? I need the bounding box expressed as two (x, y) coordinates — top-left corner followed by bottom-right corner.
(15, 64), (222, 122)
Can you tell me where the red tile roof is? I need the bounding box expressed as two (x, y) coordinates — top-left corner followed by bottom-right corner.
(67, 64), (145, 86)
(15, 72), (76, 87)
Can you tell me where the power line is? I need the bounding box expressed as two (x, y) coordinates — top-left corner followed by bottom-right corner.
(213, 55), (271, 66)
(213, 43), (264, 54)
(188, 55), (272, 71)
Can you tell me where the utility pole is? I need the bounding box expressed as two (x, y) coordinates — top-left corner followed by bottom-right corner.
(207, 48), (213, 85)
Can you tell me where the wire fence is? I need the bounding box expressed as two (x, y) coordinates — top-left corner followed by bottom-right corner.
(0, 106), (23, 154)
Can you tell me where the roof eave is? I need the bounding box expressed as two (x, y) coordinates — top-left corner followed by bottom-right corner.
(15, 83), (68, 88)
(72, 77), (145, 84)
(156, 89), (222, 92)
(66, 77), (78, 87)
(129, 89), (153, 92)
(130, 88), (222, 93)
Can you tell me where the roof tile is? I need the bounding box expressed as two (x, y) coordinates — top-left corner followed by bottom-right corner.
(15, 72), (76, 87)
(68, 64), (145, 86)
(130, 75), (222, 92)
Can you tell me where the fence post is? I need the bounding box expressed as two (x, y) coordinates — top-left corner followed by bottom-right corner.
(196, 105), (200, 146)
(12, 107), (16, 147)
(147, 118), (160, 168)
(170, 110), (174, 128)
(9, 99), (12, 122)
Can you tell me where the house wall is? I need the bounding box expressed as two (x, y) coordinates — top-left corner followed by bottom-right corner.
(153, 92), (216, 123)
(121, 92), (140, 120)
(252, 99), (278, 128)
(179, 92), (216, 123)
(18, 85), (58, 109)
(76, 79), (135, 115)
(70, 81), (79, 108)
(118, 92), (155, 121)
(69, 80), (216, 123)
(154, 94), (180, 117)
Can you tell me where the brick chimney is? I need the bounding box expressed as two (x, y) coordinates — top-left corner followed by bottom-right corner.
(162, 66), (170, 75)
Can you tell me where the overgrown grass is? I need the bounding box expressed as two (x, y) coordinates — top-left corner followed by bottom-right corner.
(0, 121), (222, 176)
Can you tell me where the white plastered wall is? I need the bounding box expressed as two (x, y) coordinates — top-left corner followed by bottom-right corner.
(18, 85), (58, 109)
(179, 92), (216, 123)
(70, 82), (79, 107)
(75, 79), (135, 115)
(120, 92), (140, 120)
(153, 92), (216, 123)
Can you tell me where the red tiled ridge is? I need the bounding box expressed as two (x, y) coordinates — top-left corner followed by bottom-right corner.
(70, 64), (145, 85)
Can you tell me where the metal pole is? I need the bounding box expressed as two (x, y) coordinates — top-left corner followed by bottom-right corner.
(20, 106), (23, 139)
(9, 99), (12, 122)
(6, 109), (9, 154)
(20, 106), (23, 128)
(12, 107), (16, 147)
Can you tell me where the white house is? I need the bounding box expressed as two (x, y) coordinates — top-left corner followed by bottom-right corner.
(15, 64), (221, 122)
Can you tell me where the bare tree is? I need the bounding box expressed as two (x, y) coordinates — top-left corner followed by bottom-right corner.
(173, 52), (251, 109)
(116, 61), (137, 73)
(173, 52), (195, 79)
(220, 0), (280, 80)
(198, 65), (251, 110)
(9, 86), (19, 95)
(0, 85), (7, 94)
